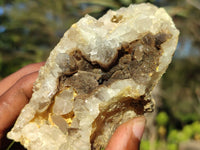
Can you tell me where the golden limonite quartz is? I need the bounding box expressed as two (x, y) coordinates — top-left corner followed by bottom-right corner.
(8, 3), (179, 150)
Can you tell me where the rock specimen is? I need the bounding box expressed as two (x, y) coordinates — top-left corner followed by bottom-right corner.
(7, 3), (179, 150)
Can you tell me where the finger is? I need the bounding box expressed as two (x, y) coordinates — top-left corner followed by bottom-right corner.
(106, 116), (146, 150)
(0, 71), (39, 136)
(0, 62), (45, 96)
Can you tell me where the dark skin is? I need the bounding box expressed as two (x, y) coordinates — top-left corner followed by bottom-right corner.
(0, 62), (146, 150)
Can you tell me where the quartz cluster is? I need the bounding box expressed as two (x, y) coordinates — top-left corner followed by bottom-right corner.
(7, 3), (179, 150)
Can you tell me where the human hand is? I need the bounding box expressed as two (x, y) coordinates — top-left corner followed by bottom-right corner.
(0, 62), (45, 139)
(0, 62), (145, 150)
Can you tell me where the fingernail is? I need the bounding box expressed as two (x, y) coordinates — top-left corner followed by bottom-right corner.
(132, 116), (146, 140)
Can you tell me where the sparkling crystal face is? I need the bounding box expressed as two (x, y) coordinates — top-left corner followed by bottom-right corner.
(7, 3), (179, 150)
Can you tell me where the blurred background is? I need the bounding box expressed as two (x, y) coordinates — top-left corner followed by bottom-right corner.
(0, 0), (200, 150)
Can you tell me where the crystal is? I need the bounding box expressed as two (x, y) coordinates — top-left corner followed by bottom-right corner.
(7, 3), (179, 150)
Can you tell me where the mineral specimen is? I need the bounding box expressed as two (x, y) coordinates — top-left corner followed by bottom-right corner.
(7, 3), (179, 150)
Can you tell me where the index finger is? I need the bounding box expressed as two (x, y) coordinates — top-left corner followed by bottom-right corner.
(0, 62), (45, 96)
(0, 71), (39, 137)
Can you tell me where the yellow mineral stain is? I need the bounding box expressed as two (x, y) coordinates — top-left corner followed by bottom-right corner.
(62, 111), (75, 126)
(71, 24), (77, 28)
(149, 72), (153, 76)
(122, 87), (140, 98)
(22, 137), (30, 147)
(122, 87), (132, 97)
(65, 118), (73, 126)
(48, 113), (56, 126)
(111, 15), (123, 23)
(156, 66), (159, 72)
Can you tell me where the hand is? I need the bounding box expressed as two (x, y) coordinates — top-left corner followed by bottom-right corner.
(0, 62), (145, 150)
(0, 62), (45, 139)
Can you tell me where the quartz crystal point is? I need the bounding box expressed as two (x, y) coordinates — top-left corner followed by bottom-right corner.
(7, 3), (179, 150)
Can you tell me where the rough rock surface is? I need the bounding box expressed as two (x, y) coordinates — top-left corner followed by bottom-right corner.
(7, 3), (179, 150)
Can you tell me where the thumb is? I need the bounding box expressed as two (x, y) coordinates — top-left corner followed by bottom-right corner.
(106, 116), (146, 150)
